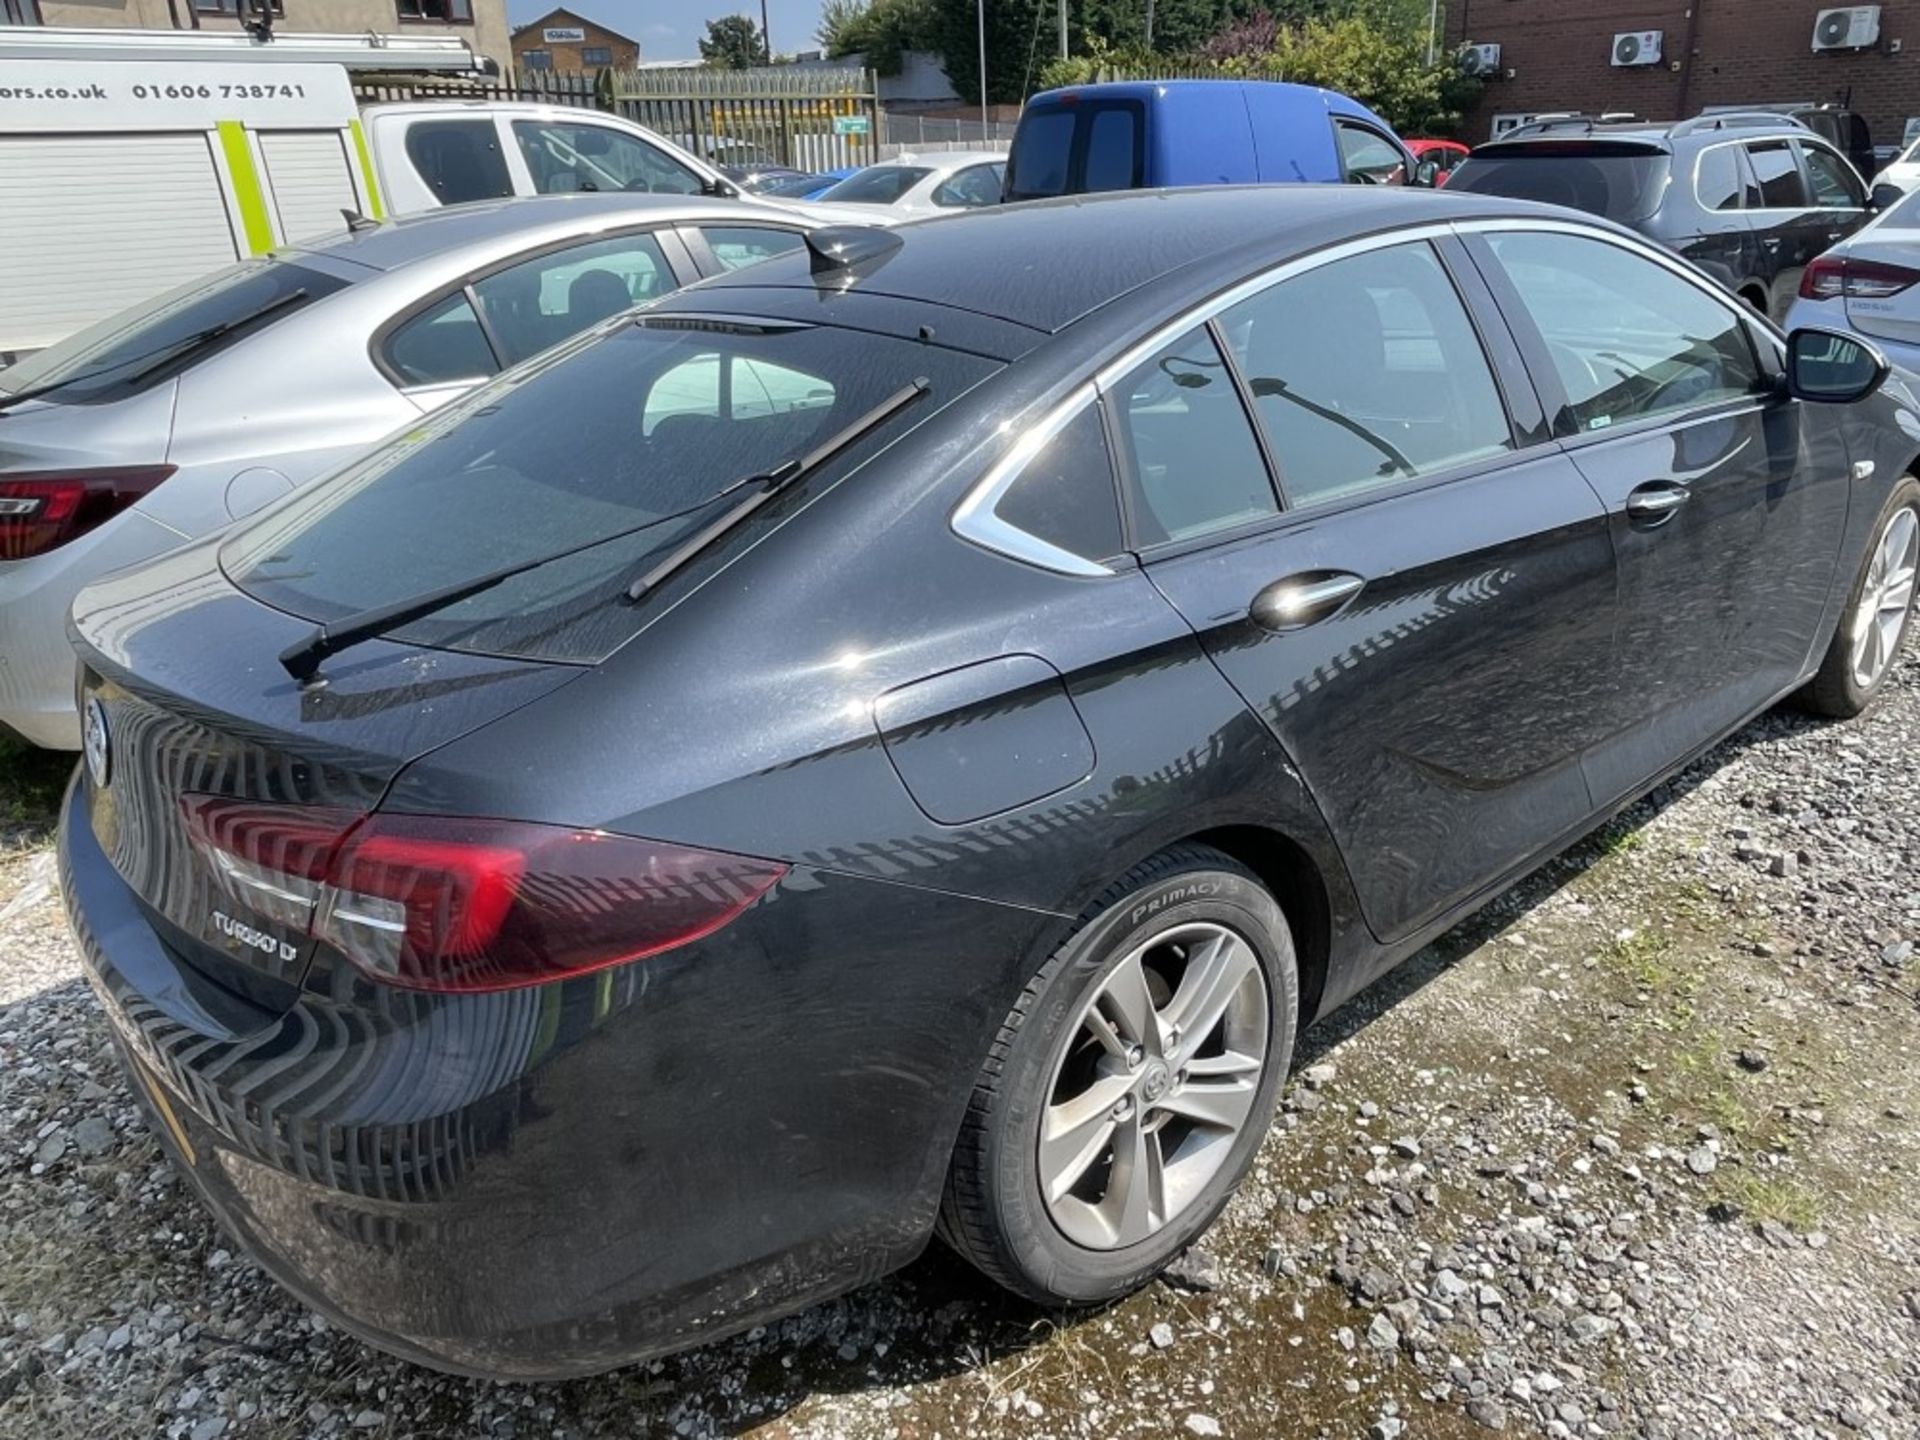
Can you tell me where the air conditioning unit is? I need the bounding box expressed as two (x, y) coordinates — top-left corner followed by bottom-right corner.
(1611, 31), (1664, 67)
(1458, 42), (1502, 77)
(1813, 6), (1882, 51)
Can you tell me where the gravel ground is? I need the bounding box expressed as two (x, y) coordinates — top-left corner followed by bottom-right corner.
(2, 652), (1918, 1440)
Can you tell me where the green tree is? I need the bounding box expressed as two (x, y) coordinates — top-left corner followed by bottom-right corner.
(699, 13), (767, 68)
(818, 0), (938, 75)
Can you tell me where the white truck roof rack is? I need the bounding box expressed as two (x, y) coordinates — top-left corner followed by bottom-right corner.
(0, 26), (491, 74)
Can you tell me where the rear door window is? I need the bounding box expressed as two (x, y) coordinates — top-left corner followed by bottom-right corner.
(930, 163), (1005, 208)
(404, 119), (514, 205)
(696, 225), (805, 272)
(1745, 140), (1809, 208)
(383, 292), (495, 388)
(1800, 143), (1865, 208)
(1221, 242), (1512, 507)
(1694, 145), (1754, 212)
(472, 232), (676, 366)
(1110, 326), (1278, 546)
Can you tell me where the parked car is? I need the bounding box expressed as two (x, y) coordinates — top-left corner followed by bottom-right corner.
(0, 192), (827, 750)
(1872, 134), (1920, 195)
(1407, 137), (1470, 186)
(58, 185), (1918, 1380)
(722, 163), (816, 194)
(1003, 79), (1413, 200)
(369, 102), (746, 212)
(1785, 182), (1920, 374)
(754, 170), (836, 199)
(812, 152), (1007, 217)
(1445, 113), (1877, 319)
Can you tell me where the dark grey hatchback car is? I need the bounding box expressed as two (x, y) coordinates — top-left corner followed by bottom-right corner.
(59, 187), (1920, 1379)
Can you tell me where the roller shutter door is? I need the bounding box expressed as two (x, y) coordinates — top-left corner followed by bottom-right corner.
(258, 129), (357, 245)
(0, 133), (240, 355)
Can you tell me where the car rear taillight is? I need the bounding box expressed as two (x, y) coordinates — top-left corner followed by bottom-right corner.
(1800, 255), (1920, 301)
(0, 466), (175, 561)
(178, 797), (786, 994)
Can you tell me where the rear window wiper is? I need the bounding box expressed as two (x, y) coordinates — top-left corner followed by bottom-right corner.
(276, 377), (929, 683)
(0, 289), (309, 414)
(622, 376), (929, 601)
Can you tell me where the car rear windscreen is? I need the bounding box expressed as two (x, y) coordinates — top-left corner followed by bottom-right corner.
(0, 258), (349, 406)
(816, 166), (932, 204)
(1445, 145), (1672, 223)
(219, 318), (995, 664)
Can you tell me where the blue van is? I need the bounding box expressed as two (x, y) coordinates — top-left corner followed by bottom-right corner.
(1003, 80), (1416, 199)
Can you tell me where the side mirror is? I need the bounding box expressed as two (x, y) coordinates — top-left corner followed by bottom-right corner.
(1871, 181), (1904, 212)
(1786, 327), (1890, 403)
(1413, 159), (1443, 188)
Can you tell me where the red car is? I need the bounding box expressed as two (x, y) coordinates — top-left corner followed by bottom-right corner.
(1407, 138), (1470, 186)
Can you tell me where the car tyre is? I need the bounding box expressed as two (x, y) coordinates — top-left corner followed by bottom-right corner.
(1799, 476), (1920, 718)
(937, 844), (1297, 1305)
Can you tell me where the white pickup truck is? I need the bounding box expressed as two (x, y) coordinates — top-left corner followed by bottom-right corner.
(364, 101), (755, 213)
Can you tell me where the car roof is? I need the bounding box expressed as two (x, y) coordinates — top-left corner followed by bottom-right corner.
(682, 185), (1581, 338)
(279, 193), (797, 274)
(874, 151), (1006, 169)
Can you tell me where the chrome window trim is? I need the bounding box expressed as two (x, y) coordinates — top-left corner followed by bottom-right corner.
(950, 214), (1782, 575)
(1689, 134), (1867, 217)
(948, 382), (1114, 578)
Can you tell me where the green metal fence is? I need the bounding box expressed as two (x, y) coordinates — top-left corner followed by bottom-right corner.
(606, 66), (882, 172)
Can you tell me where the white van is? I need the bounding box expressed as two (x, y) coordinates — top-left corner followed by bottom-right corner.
(0, 57), (381, 362)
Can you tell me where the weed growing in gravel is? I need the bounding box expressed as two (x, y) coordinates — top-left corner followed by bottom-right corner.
(1719, 1173), (1822, 1231)
(0, 731), (71, 834)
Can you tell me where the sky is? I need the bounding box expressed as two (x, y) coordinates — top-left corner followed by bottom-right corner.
(506, 0), (832, 60)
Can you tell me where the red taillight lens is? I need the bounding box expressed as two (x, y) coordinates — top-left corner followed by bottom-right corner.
(1800, 255), (1920, 301)
(178, 797), (787, 994)
(0, 466), (175, 561)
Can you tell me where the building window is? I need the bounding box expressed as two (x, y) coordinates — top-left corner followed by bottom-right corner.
(192, 0), (284, 15)
(522, 48), (552, 70)
(1, 0), (43, 23)
(581, 45), (613, 66)
(398, 0), (473, 23)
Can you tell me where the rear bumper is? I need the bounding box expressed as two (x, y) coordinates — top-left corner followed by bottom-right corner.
(0, 509), (184, 751)
(58, 774), (1058, 1378)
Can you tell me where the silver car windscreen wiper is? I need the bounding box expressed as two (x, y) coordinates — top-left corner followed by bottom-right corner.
(275, 377), (930, 684)
(0, 289), (310, 414)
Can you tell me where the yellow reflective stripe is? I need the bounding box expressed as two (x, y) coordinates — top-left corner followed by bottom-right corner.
(349, 117), (385, 221)
(216, 120), (274, 254)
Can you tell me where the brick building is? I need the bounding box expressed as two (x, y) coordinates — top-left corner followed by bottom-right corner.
(1445, 1), (1920, 150)
(510, 5), (636, 75)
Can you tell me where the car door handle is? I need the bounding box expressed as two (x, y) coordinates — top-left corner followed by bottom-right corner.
(1763, 236), (1782, 249)
(1250, 571), (1366, 632)
(1625, 482), (1691, 525)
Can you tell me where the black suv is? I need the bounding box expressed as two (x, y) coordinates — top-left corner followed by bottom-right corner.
(1447, 114), (1875, 320)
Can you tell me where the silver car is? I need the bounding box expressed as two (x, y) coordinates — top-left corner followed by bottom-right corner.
(811, 151), (1008, 219)
(0, 192), (823, 749)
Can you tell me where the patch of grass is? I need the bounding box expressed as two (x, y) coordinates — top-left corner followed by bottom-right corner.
(1604, 929), (1681, 991)
(1599, 826), (1647, 857)
(1720, 1173), (1822, 1232)
(0, 731), (72, 832)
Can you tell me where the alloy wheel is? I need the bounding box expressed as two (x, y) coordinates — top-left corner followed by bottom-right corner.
(1851, 505), (1919, 690)
(1038, 922), (1269, 1250)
